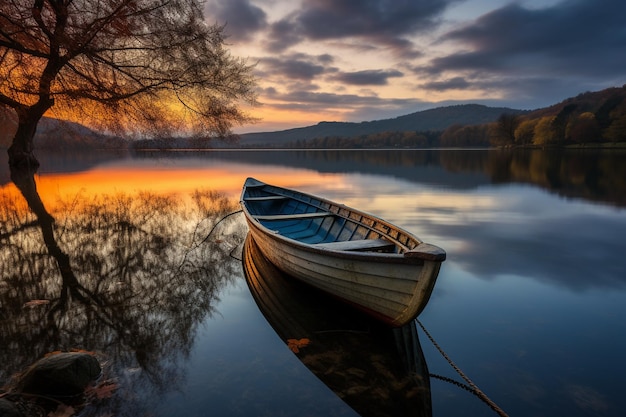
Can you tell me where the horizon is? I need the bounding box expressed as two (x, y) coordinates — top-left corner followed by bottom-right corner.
(238, 102), (531, 134)
(213, 0), (626, 134)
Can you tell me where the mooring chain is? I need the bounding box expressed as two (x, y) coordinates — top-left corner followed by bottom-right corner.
(416, 319), (509, 417)
(217, 206), (508, 417)
(176, 209), (244, 270)
(201, 209), (243, 246)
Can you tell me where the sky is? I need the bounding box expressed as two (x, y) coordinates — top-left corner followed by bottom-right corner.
(203, 0), (626, 133)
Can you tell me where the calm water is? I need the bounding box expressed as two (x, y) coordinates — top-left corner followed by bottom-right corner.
(1, 149), (625, 417)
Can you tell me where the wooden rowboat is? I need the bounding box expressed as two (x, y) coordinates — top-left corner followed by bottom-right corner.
(240, 177), (446, 327)
(242, 235), (432, 417)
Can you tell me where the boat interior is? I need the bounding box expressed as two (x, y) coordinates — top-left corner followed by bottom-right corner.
(243, 185), (413, 253)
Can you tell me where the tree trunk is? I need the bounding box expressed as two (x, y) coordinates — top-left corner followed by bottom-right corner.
(7, 101), (52, 170)
(8, 122), (39, 170)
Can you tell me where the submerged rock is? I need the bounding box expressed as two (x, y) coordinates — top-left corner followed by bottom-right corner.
(16, 352), (101, 398)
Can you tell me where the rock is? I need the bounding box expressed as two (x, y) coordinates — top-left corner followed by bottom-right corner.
(16, 352), (101, 398)
(0, 398), (23, 417)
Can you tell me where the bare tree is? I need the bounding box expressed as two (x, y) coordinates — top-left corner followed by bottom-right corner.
(1, 0), (257, 168)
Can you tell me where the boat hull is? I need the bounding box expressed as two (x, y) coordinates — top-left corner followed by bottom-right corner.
(241, 178), (445, 327)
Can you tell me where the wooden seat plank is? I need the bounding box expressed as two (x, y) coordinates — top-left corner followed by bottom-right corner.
(245, 196), (288, 201)
(313, 238), (395, 252)
(255, 212), (333, 221)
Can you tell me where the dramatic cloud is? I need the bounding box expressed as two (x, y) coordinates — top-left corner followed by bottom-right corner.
(257, 53), (337, 81)
(407, 0), (626, 107)
(205, 0), (268, 41)
(267, 0), (456, 53)
(421, 76), (470, 91)
(261, 88), (428, 122)
(205, 0), (626, 131)
(432, 0), (626, 79)
(332, 70), (404, 86)
(268, 90), (405, 108)
(267, 18), (304, 52)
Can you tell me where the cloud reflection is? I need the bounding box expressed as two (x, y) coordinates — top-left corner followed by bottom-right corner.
(361, 183), (626, 292)
(279, 181), (621, 293)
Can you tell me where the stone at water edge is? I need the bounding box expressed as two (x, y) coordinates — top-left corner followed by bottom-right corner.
(16, 352), (101, 398)
(0, 398), (23, 417)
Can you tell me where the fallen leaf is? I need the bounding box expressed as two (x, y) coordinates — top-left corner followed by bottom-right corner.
(287, 338), (311, 353)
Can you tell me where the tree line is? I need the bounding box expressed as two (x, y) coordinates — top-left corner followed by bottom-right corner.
(283, 86), (626, 149)
(285, 131), (440, 148)
(487, 89), (626, 146)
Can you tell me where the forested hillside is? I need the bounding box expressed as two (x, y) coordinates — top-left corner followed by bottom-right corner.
(238, 104), (526, 147)
(507, 85), (626, 145)
(435, 85), (626, 147)
(276, 86), (626, 148)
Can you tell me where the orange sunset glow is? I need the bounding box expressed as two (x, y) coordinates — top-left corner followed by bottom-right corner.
(0, 165), (347, 213)
(238, 105), (345, 133)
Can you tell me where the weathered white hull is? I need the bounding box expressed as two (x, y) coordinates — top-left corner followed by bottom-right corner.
(241, 177), (445, 327)
(246, 222), (440, 326)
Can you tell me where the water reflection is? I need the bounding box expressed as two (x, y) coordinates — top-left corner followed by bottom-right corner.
(4, 149), (625, 208)
(242, 235), (432, 417)
(173, 149), (626, 207)
(1, 164), (246, 415)
(430, 189), (626, 291)
(3, 148), (624, 416)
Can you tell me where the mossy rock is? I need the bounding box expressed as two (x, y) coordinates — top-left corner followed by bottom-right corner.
(16, 352), (101, 398)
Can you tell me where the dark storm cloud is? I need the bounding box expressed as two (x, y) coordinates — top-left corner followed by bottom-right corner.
(267, 0), (456, 53)
(258, 53), (337, 81)
(264, 88), (424, 112)
(332, 69), (404, 86)
(205, 0), (268, 41)
(430, 0), (626, 80)
(267, 18), (304, 52)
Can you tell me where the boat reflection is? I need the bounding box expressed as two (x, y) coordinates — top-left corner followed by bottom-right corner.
(242, 235), (432, 417)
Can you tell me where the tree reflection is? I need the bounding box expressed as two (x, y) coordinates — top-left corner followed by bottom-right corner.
(194, 149), (626, 207)
(1, 164), (246, 415)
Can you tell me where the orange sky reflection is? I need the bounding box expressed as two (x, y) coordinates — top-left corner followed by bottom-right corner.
(1, 165), (345, 211)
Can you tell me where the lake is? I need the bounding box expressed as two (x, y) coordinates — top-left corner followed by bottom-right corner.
(1, 149), (625, 417)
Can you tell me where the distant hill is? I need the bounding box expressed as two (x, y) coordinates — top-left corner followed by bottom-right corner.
(0, 109), (125, 149)
(526, 86), (626, 119)
(33, 118), (126, 149)
(237, 104), (527, 147)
